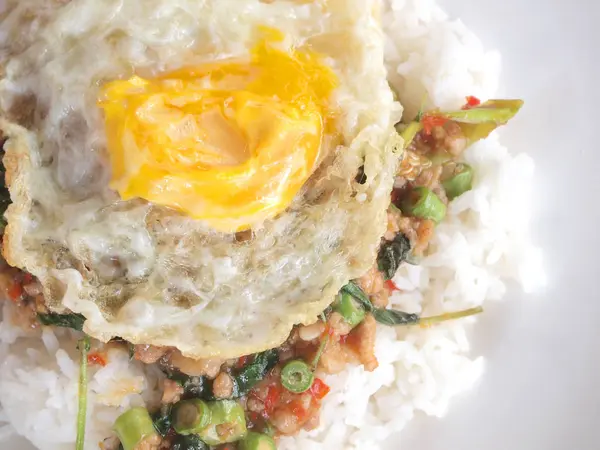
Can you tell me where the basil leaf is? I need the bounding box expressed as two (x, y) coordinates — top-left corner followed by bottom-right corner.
(231, 349), (279, 398)
(0, 142), (10, 233)
(152, 404), (172, 437)
(372, 309), (420, 326)
(166, 371), (210, 400)
(340, 281), (373, 312)
(377, 233), (411, 280)
(38, 313), (86, 331)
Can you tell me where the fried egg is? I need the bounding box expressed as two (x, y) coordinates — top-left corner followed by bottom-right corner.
(0, 0), (402, 358)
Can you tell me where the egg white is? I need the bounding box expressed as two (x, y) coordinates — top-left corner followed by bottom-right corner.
(0, 0), (402, 358)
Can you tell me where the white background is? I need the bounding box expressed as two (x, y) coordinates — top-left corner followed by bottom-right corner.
(400, 0), (600, 449)
(6, 0), (600, 449)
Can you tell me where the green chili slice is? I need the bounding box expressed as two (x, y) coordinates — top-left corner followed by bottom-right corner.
(280, 360), (314, 394)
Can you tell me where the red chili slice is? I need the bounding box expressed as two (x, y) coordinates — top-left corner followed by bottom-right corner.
(7, 283), (22, 302)
(236, 355), (249, 369)
(421, 113), (449, 134)
(263, 384), (282, 416)
(87, 352), (107, 367)
(309, 378), (330, 401)
(385, 279), (399, 291)
(462, 95), (481, 110)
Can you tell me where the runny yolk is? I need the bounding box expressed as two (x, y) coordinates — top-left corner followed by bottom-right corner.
(98, 34), (338, 232)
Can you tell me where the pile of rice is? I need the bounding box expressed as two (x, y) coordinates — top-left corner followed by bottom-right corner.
(0, 0), (545, 449)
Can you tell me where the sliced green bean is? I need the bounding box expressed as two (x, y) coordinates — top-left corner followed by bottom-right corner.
(400, 187), (446, 223)
(239, 431), (277, 450)
(171, 434), (209, 450)
(281, 360), (314, 394)
(197, 400), (247, 446)
(114, 407), (158, 450)
(442, 163), (473, 200)
(333, 292), (365, 328)
(173, 399), (211, 435)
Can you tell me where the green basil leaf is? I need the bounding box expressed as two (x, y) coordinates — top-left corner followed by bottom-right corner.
(0, 142), (10, 233)
(372, 309), (420, 326)
(231, 349), (279, 398)
(165, 370), (210, 400)
(151, 404), (172, 437)
(377, 233), (411, 280)
(38, 313), (86, 331)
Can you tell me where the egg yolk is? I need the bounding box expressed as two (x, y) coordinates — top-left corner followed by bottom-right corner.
(98, 36), (338, 232)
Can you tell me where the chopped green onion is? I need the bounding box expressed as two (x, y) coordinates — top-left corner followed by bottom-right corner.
(114, 407), (158, 450)
(400, 187), (446, 223)
(281, 360), (314, 394)
(173, 399), (211, 435)
(76, 336), (90, 450)
(333, 292), (365, 328)
(197, 400), (247, 446)
(239, 431), (277, 450)
(442, 163), (473, 200)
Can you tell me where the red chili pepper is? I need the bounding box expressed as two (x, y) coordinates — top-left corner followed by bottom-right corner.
(309, 378), (330, 401)
(385, 279), (399, 291)
(7, 283), (22, 302)
(263, 384), (281, 415)
(325, 324), (335, 338)
(421, 114), (449, 135)
(462, 95), (481, 110)
(87, 352), (107, 367)
(339, 334), (349, 345)
(236, 355), (249, 369)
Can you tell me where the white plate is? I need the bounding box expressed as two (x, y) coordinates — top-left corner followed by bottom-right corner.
(5, 0), (600, 449)
(399, 0), (600, 449)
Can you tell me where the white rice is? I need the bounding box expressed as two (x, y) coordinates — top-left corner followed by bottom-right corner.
(0, 0), (545, 449)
